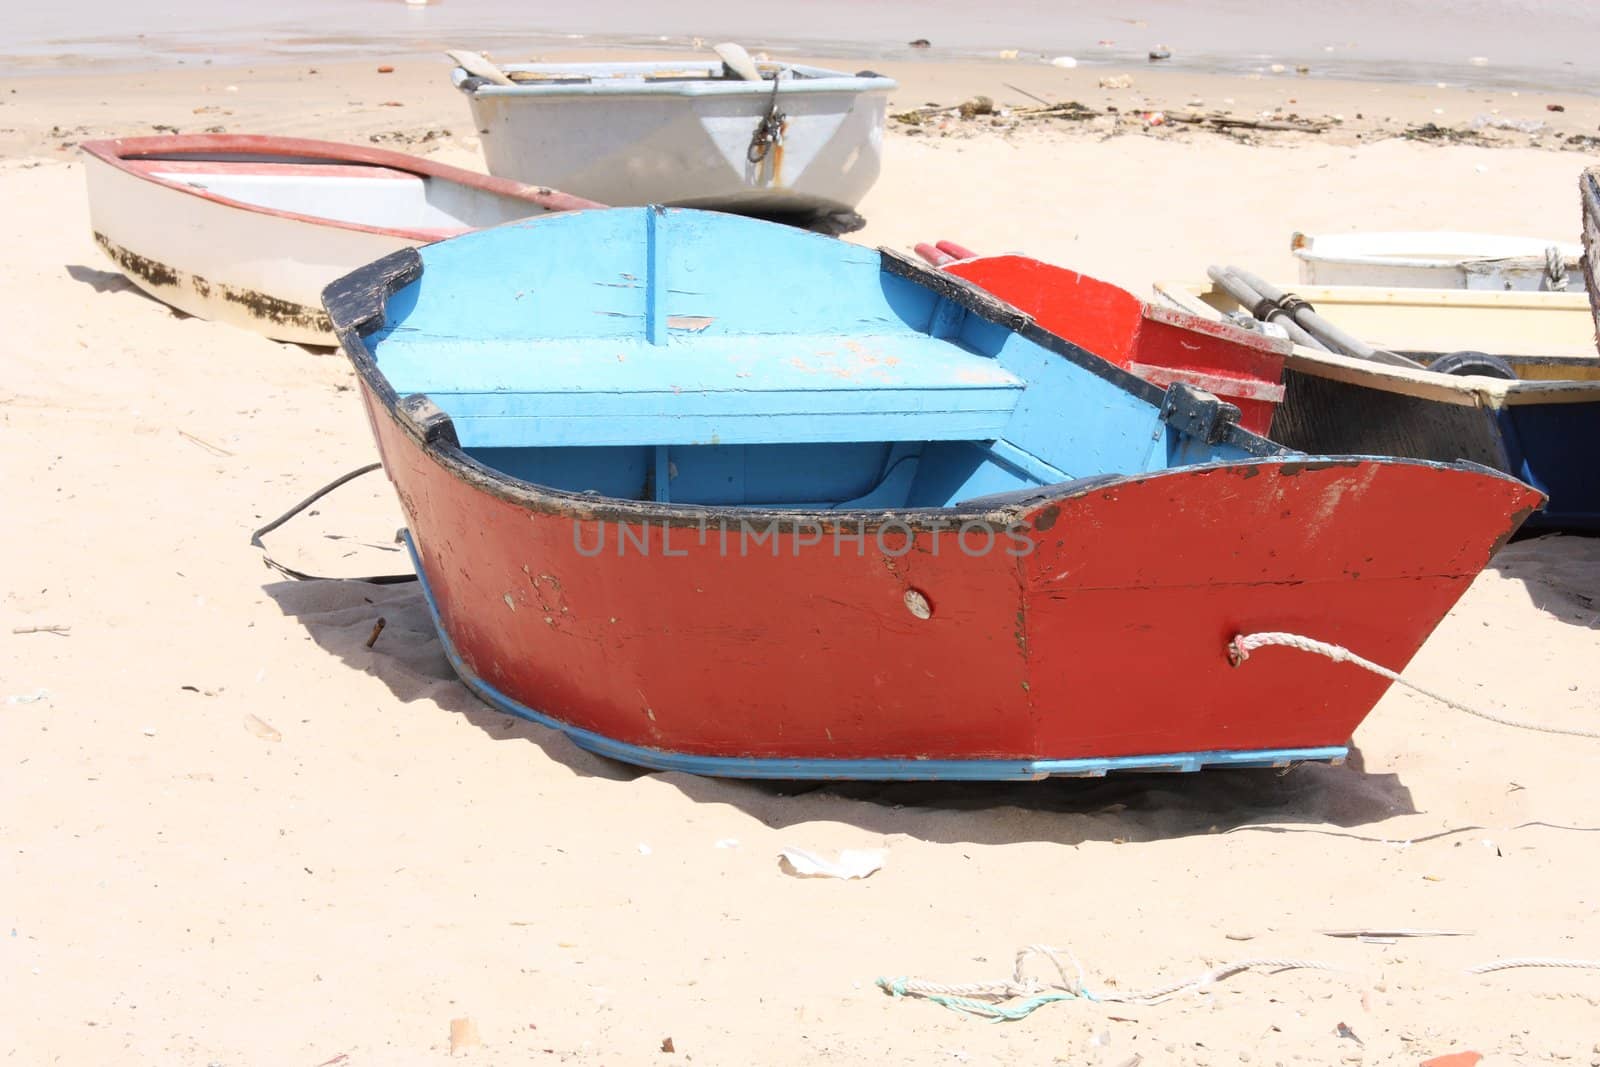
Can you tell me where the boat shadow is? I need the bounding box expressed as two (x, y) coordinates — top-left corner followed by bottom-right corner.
(263, 578), (1418, 845)
(1487, 531), (1600, 629)
(65, 263), (145, 296)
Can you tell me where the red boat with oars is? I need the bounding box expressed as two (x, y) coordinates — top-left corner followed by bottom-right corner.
(914, 240), (1288, 434)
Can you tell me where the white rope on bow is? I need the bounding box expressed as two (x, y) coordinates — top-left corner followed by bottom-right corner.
(1229, 631), (1600, 739)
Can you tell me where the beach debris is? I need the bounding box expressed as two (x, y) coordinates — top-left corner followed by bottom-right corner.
(637, 843), (652, 856)
(880, 945), (1350, 1020)
(1296, 65), (1310, 75)
(12, 624), (69, 636)
(1420, 1053), (1482, 1067)
(1224, 932), (1255, 941)
(1003, 82), (1052, 106)
(999, 50), (1019, 60)
(1187, 97), (1204, 107)
(313, 1054), (350, 1067)
(224, 85), (239, 93)
(1403, 122), (1487, 145)
(381, 100), (405, 107)
(1469, 56), (1489, 66)
(365, 617), (387, 649)
(244, 714), (282, 742)
(142, 727), (157, 737)
(1335, 1022), (1363, 1045)
(958, 95), (995, 118)
(1148, 46), (1171, 61)
(377, 65), (396, 74)
(1050, 56), (1078, 69)
(6, 689), (49, 705)
(890, 97), (1324, 136)
(1470, 115), (1545, 133)
(908, 39), (931, 49)
(1320, 928), (1472, 939)
(1099, 75), (1132, 89)
(660, 1037), (676, 1053)
(1547, 103), (1566, 112)
(448, 1017), (482, 1056)
(177, 428), (233, 457)
(778, 847), (885, 879)
(714, 838), (740, 848)
(1269, 64), (1286, 74)
(370, 128), (450, 145)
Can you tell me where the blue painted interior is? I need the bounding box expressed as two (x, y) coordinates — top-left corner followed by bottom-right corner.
(366, 207), (1262, 508)
(1498, 401), (1600, 530)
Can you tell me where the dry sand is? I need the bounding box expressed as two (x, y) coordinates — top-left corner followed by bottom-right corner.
(3, 49), (1600, 1066)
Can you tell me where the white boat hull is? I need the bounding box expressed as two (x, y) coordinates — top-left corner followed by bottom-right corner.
(86, 153), (418, 345)
(82, 135), (598, 345)
(1292, 231), (1584, 292)
(455, 62), (894, 217)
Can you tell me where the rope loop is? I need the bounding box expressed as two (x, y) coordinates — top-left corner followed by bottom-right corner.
(747, 74), (787, 164)
(1545, 245), (1570, 291)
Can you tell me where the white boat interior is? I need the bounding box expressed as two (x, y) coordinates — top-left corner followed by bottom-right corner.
(123, 157), (537, 236)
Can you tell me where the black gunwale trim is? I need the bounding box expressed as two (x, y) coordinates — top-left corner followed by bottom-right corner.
(320, 221), (1540, 530)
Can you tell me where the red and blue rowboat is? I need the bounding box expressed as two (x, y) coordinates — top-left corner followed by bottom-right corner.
(323, 208), (1539, 780)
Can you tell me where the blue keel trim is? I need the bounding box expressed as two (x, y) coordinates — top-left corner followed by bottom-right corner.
(398, 531), (1348, 781)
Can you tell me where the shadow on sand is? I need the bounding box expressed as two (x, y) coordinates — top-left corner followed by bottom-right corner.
(66, 262), (144, 295)
(1487, 531), (1600, 630)
(264, 576), (1417, 846)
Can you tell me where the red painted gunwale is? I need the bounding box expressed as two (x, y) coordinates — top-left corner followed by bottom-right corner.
(361, 383), (1539, 763)
(80, 134), (603, 244)
(914, 242), (1289, 435)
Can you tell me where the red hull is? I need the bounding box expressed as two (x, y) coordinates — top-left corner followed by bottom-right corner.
(364, 389), (1537, 763)
(916, 248), (1288, 435)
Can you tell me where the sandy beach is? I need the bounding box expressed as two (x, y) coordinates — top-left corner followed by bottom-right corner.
(4, 33), (1600, 1067)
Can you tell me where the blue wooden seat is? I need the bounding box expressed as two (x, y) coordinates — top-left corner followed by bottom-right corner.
(361, 207), (1032, 449)
(375, 332), (1026, 448)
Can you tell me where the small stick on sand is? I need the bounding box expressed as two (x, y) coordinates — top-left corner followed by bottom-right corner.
(177, 429), (234, 457)
(12, 624), (70, 636)
(365, 617), (387, 649)
(1003, 82), (1053, 106)
(1320, 928), (1473, 939)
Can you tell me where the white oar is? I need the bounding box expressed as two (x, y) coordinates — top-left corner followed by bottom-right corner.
(446, 49), (514, 86)
(713, 42), (764, 82)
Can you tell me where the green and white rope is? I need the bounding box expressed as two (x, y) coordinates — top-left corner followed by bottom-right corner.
(877, 945), (1347, 1021)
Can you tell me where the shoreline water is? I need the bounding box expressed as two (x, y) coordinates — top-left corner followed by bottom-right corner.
(4, 0), (1600, 95)
(7, 50), (1598, 169)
